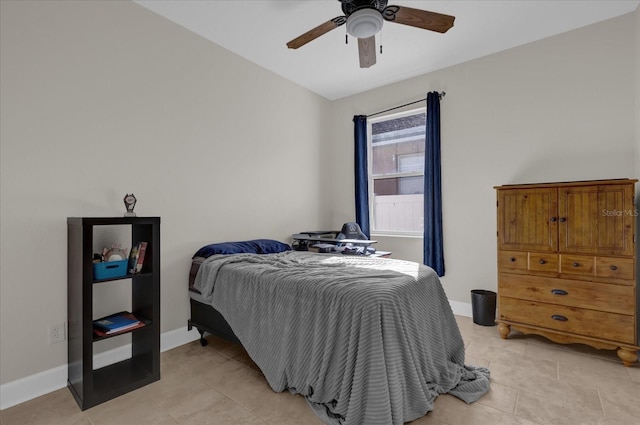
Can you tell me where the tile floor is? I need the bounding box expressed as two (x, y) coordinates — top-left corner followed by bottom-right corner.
(1, 315), (639, 425)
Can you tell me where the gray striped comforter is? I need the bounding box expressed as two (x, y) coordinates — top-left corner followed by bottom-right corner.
(194, 251), (490, 425)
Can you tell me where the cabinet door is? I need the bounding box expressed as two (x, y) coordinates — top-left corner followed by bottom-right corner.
(558, 184), (635, 256)
(497, 188), (558, 252)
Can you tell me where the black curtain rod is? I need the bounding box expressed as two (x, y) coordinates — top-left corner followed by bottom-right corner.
(366, 91), (446, 118)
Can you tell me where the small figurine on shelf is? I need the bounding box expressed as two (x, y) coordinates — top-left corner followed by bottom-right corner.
(123, 194), (137, 217)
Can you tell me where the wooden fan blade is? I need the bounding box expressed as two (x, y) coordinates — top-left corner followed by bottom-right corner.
(384, 5), (454, 33)
(358, 36), (376, 68)
(286, 16), (346, 49)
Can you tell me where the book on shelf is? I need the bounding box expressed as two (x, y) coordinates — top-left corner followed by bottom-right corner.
(135, 241), (148, 273)
(93, 311), (143, 336)
(127, 241), (148, 274)
(128, 244), (139, 274)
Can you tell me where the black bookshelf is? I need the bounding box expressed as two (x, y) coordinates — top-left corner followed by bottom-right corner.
(67, 217), (160, 410)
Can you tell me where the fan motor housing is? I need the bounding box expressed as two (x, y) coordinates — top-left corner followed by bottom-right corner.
(341, 0), (388, 16)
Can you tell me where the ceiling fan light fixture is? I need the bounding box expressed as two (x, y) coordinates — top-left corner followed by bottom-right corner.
(346, 8), (383, 39)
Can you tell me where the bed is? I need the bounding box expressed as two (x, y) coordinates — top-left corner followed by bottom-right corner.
(187, 239), (490, 425)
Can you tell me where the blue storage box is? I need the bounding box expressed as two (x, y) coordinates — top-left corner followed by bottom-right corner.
(93, 260), (128, 280)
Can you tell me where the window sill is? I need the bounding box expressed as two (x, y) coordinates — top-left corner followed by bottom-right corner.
(371, 232), (423, 239)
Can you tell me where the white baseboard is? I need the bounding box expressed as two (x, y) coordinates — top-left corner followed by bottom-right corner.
(1, 303), (473, 411)
(0, 364), (68, 412)
(449, 300), (473, 318)
(0, 326), (200, 410)
(160, 324), (201, 353)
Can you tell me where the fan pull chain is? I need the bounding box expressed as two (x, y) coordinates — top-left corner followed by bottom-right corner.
(345, 34), (348, 45)
(379, 32), (383, 55)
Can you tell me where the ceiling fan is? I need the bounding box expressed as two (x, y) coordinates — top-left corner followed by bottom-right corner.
(286, 0), (455, 68)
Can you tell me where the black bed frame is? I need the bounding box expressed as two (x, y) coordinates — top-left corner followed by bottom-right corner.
(187, 297), (242, 346)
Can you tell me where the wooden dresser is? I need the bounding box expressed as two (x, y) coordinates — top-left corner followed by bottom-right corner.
(495, 179), (639, 366)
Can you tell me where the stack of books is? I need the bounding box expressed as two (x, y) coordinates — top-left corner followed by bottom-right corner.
(93, 312), (144, 337)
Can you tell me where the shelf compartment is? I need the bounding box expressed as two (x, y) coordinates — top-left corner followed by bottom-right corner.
(69, 353), (158, 410)
(92, 317), (152, 342)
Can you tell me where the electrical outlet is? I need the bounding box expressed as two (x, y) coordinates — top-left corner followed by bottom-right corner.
(49, 322), (66, 344)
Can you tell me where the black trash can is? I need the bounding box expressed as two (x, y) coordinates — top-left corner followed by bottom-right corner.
(471, 290), (497, 326)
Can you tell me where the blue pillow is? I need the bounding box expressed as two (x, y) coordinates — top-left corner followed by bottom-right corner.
(193, 239), (291, 258)
(252, 239), (292, 254)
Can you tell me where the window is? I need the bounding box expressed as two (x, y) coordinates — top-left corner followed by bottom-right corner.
(368, 108), (426, 235)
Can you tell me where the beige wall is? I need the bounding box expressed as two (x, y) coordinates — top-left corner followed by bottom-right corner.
(0, 0), (331, 385)
(1, 0), (638, 397)
(328, 12), (638, 302)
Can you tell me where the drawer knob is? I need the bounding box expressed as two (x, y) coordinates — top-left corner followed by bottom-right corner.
(539, 259), (546, 265)
(573, 262), (580, 267)
(610, 265), (618, 271)
(559, 217), (567, 222)
(551, 289), (568, 296)
(551, 314), (568, 322)
(509, 257), (516, 262)
(550, 217), (557, 222)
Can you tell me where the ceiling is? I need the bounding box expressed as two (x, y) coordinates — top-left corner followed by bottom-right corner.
(134, 0), (639, 100)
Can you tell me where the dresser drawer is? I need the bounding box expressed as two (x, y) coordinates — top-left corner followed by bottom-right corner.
(498, 251), (528, 271)
(595, 257), (634, 280)
(529, 253), (559, 273)
(499, 297), (635, 344)
(560, 254), (595, 276)
(498, 273), (635, 315)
